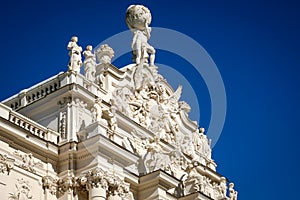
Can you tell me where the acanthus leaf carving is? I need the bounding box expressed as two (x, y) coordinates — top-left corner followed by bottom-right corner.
(57, 168), (135, 199)
(57, 171), (78, 196)
(42, 175), (58, 195)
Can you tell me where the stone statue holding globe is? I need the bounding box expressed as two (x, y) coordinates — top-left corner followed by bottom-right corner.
(126, 5), (156, 66)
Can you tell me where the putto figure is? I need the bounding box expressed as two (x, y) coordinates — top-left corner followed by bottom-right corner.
(126, 5), (155, 66)
(67, 36), (82, 73)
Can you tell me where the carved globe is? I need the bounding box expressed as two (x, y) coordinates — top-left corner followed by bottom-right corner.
(126, 5), (152, 30)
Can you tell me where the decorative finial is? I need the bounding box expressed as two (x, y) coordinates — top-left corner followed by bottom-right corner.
(67, 36), (83, 73)
(126, 5), (156, 66)
(95, 44), (114, 64)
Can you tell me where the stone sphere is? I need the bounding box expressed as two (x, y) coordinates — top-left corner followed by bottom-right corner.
(126, 5), (152, 30)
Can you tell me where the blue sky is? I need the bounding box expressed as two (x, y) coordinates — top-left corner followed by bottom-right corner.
(0, 0), (299, 199)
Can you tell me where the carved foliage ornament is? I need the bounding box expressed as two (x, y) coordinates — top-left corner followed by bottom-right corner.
(57, 168), (133, 199)
(42, 175), (58, 195)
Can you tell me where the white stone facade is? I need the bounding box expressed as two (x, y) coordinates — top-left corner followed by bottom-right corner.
(0, 5), (237, 200)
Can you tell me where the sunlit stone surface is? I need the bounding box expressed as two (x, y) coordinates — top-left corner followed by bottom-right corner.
(0, 5), (237, 200)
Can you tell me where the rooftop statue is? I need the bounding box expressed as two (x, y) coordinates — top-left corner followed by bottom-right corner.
(95, 44), (114, 87)
(126, 5), (155, 66)
(83, 45), (96, 82)
(229, 183), (238, 200)
(67, 36), (83, 73)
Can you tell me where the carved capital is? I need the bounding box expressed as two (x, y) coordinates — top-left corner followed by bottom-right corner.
(57, 175), (76, 195)
(42, 175), (58, 195)
(83, 168), (109, 190)
(78, 167), (133, 199)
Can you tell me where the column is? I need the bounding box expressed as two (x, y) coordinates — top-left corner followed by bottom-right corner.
(89, 187), (106, 200)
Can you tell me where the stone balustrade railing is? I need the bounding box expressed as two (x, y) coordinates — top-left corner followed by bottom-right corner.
(3, 71), (101, 111)
(0, 103), (59, 144)
(75, 72), (100, 95)
(5, 73), (62, 110)
(9, 111), (60, 144)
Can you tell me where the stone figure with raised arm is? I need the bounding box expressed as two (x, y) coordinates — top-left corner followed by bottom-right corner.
(126, 5), (156, 65)
(67, 36), (83, 73)
(83, 45), (96, 81)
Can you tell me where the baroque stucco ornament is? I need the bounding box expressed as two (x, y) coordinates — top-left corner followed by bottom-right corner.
(9, 178), (33, 200)
(110, 4), (217, 178)
(0, 153), (14, 175)
(57, 168), (134, 200)
(42, 175), (58, 195)
(14, 151), (43, 173)
(0, 4), (237, 200)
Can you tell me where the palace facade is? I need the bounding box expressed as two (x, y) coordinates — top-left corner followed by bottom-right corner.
(0, 5), (237, 200)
